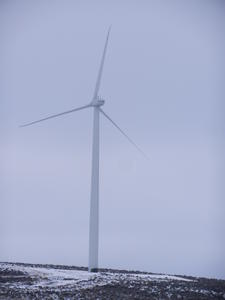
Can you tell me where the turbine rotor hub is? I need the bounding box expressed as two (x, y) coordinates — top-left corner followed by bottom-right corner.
(97, 99), (105, 106)
(92, 96), (105, 107)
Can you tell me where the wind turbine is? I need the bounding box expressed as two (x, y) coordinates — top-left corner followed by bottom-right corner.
(20, 28), (146, 272)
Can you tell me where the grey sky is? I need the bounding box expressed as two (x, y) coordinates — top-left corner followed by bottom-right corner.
(1, 0), (225, 279)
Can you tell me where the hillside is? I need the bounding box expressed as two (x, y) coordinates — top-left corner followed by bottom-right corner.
(0, 262), (225, 299)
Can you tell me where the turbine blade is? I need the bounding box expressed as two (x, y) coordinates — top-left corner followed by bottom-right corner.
(92, 27), (111, 103)
(99, 108), (148, 159)
(20, 104), (91, 127)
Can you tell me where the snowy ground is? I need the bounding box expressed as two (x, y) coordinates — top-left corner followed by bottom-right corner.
(0, 262), (225, 299)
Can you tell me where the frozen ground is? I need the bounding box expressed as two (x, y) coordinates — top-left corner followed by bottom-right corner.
(0, 262), (225, 299)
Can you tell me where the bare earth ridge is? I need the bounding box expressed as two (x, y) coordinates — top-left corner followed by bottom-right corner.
(0, 262), (225, 299)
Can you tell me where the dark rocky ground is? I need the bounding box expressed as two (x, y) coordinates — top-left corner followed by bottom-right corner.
(0, 262), (225, 300)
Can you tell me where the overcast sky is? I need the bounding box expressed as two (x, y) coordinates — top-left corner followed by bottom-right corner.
(1, 0), (225, 279)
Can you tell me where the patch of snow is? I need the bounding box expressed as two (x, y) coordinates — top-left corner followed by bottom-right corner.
(0, 263), (192, 291)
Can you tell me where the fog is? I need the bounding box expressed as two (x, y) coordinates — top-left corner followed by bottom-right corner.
(1, 0), (225, 279)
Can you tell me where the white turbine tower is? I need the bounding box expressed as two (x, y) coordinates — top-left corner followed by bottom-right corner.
(21, 28), (146, 272)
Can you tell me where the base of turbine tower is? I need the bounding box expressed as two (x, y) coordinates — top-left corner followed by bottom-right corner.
(89, 268), (98, 273)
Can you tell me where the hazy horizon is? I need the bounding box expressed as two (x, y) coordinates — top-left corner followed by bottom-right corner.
(1, 0), (225, 279)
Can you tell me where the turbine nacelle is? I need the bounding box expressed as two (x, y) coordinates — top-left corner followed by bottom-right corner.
(91, 96), (105, 107)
